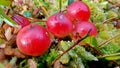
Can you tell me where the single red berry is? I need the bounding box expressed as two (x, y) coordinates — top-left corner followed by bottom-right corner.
(46, 12), (73, 38)
(72, 21), (98, 41)
(12, 14), (30, 27)
(67, 1), (90, 21)
(16, 24), (51, 56)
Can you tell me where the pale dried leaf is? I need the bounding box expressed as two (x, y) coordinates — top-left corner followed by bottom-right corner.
(5, 27), (13, 41)
(54, 60), (65, 68)
(14, 48), (26, 58)
(5, 63), (12, 68)
(0, 43), (6, 48)
(4, 46), (14, 55)
(28, 59), (37, 68)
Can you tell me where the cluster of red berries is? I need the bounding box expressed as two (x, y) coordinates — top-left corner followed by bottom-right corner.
(12, 1), (98, 56)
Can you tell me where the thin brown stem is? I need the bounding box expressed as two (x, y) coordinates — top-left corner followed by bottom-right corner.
(98, 53), (120, 58)
(111, 60), (120, 66)
(51, 29), (91, 66)
(37, 0), (49, 17)
(102, 17), (117, 24)
(29, 18), (47, 22)
(99, 33), (120, 47)
(106, 0), (120, 8)
(82, 43), (103, 55)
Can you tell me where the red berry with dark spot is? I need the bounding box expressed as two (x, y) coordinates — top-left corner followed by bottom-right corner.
(67, 1), (90, 21)
(72, 21), (98, 41)
(12, 14), (30, 28)
(17, 24), (51, 56)
(47, 12), (73, 38)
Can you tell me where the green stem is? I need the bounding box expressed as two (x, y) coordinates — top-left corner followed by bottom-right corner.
(59, 0), (62, 11)
(0, 8), (19, 27)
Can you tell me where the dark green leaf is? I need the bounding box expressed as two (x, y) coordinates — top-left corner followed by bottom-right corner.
(46, 49), (59, 65)
(75, 46), (98, 61)
(19, 59), (28, 68)
(100, 43), (120, 54)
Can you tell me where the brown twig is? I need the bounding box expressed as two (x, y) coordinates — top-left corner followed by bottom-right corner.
(82, 43), (103, 55)
(37, 0), (49, 17)
(29, 18), (47, 22)
(112, 60), (120, 66)
(98, 53), (120, 58)
(51, 29), (92, 66)
(102, 17), (117, 24)
(106, 0), (120, 8)
(99, 33), (120, 47)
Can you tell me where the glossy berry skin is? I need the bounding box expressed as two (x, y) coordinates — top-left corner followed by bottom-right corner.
(16, 24), (51, 56)
(46, 12), (73, 38)
(12, 14), (30, 27)
(67, 1), (90, 21)
(72, 21), (98, 41)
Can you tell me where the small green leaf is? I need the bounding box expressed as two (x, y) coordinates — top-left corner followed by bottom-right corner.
(100, 42), (120, 54)
(0, 63), (5, 68)
(60, 53), (70, 64)
(75, 58), (85, 68)
(69, 58), (85, 68)
(99, 31), (110, 39)
(46, 49), (59, 65)
(82, 37), (99, 49)
(19, 59), (28, 68)
(9, 57), (17, 66)
(0, 38), (5, 44)
(91, 37), (99, 49)
(82, 36), (91, 44)
(34, 22), (46, 26)
(75, 46), (98, 61)
(0, 0), (12, 6)
(39, 0), (48, 7)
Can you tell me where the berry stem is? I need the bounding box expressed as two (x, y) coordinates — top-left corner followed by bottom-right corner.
(51, 29), (92, 66)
